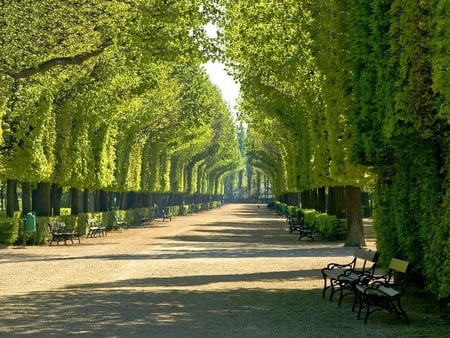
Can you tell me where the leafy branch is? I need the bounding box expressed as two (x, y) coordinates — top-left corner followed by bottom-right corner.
(11, 40), (112, 80)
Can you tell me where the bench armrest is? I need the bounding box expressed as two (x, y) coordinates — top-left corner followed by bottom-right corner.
(324, 262), (353, 270)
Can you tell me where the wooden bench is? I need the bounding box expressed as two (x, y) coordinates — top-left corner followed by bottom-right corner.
(86, 218), (107, 238)
(48, 221), (81, 245)
(321, 247), (379, 306)
(355, 258), (410, 324)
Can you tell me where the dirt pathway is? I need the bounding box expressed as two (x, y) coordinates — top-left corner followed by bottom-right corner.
(0, 204), (447, 337)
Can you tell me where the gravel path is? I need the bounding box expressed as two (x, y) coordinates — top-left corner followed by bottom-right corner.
(0, 204), (447, 337)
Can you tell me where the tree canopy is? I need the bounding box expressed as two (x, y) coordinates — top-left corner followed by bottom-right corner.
(220, 0), (449, 298)
(0, 0), (238, 198)
(1, 0), (449, 300)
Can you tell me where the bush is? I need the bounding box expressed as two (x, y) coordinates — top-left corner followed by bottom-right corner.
(314, 214), (347, 241)
(0, 218), (20, 245)
(274, 203), (347, 241)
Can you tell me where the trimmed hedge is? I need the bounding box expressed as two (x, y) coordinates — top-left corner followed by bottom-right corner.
(0, 201), (223, 246)
(275, 202), (346, 241)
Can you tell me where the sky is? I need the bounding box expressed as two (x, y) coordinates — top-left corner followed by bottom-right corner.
(203, 23), (240, 113)
(204, 61), (240, 112)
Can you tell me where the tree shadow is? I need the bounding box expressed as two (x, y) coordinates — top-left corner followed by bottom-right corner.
(1, 278), (448, 337)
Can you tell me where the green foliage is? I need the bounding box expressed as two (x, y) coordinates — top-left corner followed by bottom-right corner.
(0, 218), (19, 245)
(300, 209), (346, 241)
(315, 215), (347, 241)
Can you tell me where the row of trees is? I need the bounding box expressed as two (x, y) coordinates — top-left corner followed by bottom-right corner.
(0, 1), (240, 217)
(220, 1), (449, 299)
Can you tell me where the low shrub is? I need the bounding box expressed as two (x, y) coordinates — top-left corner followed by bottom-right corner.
(0, 218), (20, 245)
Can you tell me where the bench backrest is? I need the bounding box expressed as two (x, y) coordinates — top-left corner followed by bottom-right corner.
(389, 258), (409, 273)
(385, 258), (410, 293)
(354, 247), (378, 261)
(48, 221), (65, 232)
(352, 248), (379, 273)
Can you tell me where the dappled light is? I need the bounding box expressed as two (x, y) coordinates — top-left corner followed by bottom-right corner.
(1, 204), (448, 336)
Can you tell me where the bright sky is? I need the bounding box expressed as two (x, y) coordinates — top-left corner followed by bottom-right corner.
(204, 61), (240, 112)
(203, 23), (240, 112)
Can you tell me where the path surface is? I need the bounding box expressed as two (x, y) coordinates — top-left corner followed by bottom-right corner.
(0, 204), (447, 337)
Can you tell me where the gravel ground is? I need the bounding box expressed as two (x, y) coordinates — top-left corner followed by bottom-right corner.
(0, 203), (448, 337)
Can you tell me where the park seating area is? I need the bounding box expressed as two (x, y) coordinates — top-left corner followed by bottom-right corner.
(355, 258), (410, 324)
(321, 247), (379, 306)
(48, 221), (81, 245)
(287, 215), (316, 241)
(321, 250), (410, 324)
(161, 209), (172, 222)
(86, 218), (107, 238)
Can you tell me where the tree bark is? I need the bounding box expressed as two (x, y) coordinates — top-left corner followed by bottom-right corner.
(83, 189), (90, 213)
(35, 182), (51, 216)
(328, 186), (346, 218)
(6, 179), (18, 217)
(318, 187), (326, 213)
(51, 184), (62, 216)
(120, 192), (127, 209)
(21, 182), (32, 216)
(70, 188), (80, 215)
(344, 185), (366, 247)
(98, 190), (109, 211)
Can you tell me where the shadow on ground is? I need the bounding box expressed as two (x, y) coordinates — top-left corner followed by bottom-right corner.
(1, 204), (448, 337)
(0, 280), (448, 338)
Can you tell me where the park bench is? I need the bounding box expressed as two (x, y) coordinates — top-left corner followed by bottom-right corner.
(288, 216), (303, 234)
(321, 247), (379, 306)
(48, 221), (81, 245)
(161, 209), (172, 222)
(355, 258), (410, 324)
(298, 219), (316, 241)
(288, 216), (316, 241)
(140, 215), (151, 225)
(114, 215), (128, 230)
(86, 218), (107, 238)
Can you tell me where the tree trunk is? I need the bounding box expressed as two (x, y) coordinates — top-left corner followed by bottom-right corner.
(83, 189), (90, 213)
(98, 190), (109, 211)
(318, 187), (326, 213)
(21, 182), (32, 216)
(6, 179), (17, 217)
(120, 192), (127, 209)
(51, 184), (62, 216)
(300, 191), (308, 208)
(344, 185), (366, 247)
(328, 186), (346, 218)
(70, 187), (80, 215)
(35, 182), (51, 216)
(311, 189), (318, 210)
